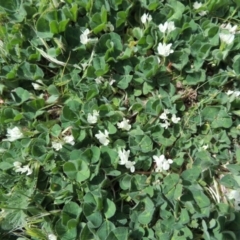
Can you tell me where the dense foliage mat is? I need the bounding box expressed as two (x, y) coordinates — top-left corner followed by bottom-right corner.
(1, 0), (240, 239)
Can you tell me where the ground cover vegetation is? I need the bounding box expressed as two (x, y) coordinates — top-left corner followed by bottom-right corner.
(0, 0), (240, 239)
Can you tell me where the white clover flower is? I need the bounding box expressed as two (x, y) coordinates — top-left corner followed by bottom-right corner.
(202, 145), (208, 150)
(157, 42), (174, 57)
(118, 149), (135, 172)
(87, 114), (97, 124)
(125, 161), (136, 173)
(63, 135), (75, 145)
(155, 165), (163, 172)
(233, 91), (240, 97)
(19, 165), (33, 175)
(153, 155), (173, 172)
(52, 142), (63, 151)
(109, 79), (116, 86)
(153, 179), (161, 186)
(193, 1), (202, 9)
(160, 120), (170, 129)
(167, 21), (176, 33)
(162, 159), (173, 171)
(4, 127), (23, 142)
(228, 189), (240, 200)
(32, 83), (41, 90)
(87, 110), (99, 124)
(226, 90), (234, 95)
(32, 80), (44, 90)
(141, 13), (152, 24)
(80, 28), (90, 45)
(117, 118), (131, 131)
(227, 189), (240, 211)
(160, 109), (170, 120)
(159, 22), (168, 33)
(14, 162), (32, 175)
(219, 33), (235, 45)
(233, 200), (240, 211)
(171, 114), (181, 124)
(193, 2), (207, 16)
(48, 234), (57, 240)
(153, 155), (165, 166)
(106, 21), (114, 32)
(220, 23), (238, 34)
(95, 76), (104, 84)
(159, 21), (175, 34)
(118, 149), (130, 165)
(198, 11), (207, 16)
(80, 34), (89, 45)
(93, 110), (99, 117)
(13, 161), (22, 168)
(95, 130), (110, 146)
(226, 90), (240, 98)
(0, 148), (6, 153)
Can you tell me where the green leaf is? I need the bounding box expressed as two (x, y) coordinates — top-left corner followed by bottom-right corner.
(152, 129), (176, 147)
(49, 20), (59, 34)
(181, 167), (201, 183)
(86, 85), (99, 101)
(129, 135), (153, 153)
(106, 227), (128, 240)
(80, 224), (95, 240)
(202, 107), (232, 128)
(138, 197), (155, 224)
(76, 160), (90, 182)
(51, 124), (62, 137)
(17, 62), (44, 80)
(233, 55), (240, 75)
(97, 221), (116, 240)
(93, 56), (109, 76)
(208, 72), (229, 86)
(101, 5), (107, 23)
(55, 218), (77, 240)
(116, 11), (128, 28)
(0, 0), (26, 22)
(220, 174), (240, 188)
(116, 75), (132, 90)
(0, 162), (12, 170)
(167, 0), (185, 20)
(31, 140), (47, 160)
(179, 209), (190, 224)
(119, 174), (132, 190)
(62, 106), (77, 121)
(0, 0), (21, 11)
(62, 201), (82, 220)
(87, 211), (103, 228)
(101, 146), (118, 167)
(190, 189), (211, 209)
(1, 210), (27, 231)
(63, 162), (77, 180)
(103, 199), (116, 218)
(138, 56), (158, 78)
(236, 148), (240, 164)
(96, 33), (123, 59)
(48, 84), (60, 96)
(170, 50), (189, 71)
(13, 87), (30, 104)
(184, 70), (206, 85)
(162, 173), (180, 196)
(91, 146), (101, 163)
(22, 99), (45, 116)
